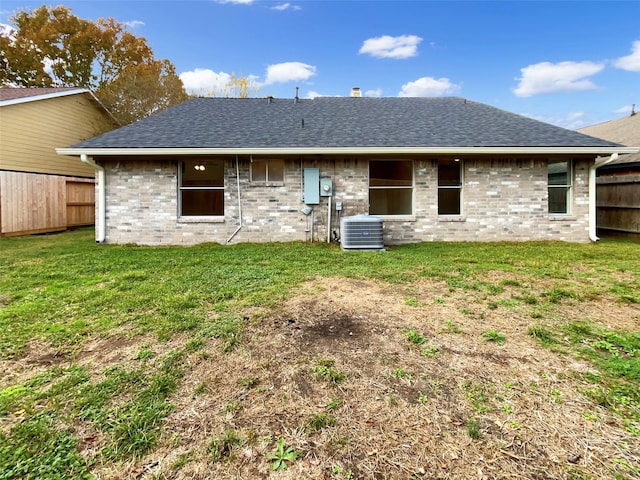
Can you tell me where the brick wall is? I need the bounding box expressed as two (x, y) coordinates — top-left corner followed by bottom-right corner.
(98, 156), (592, 245)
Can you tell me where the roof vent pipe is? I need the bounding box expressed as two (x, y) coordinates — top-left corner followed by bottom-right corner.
(631, 104), (636, 116)
(294, 86), (299, 103)
(350, 87), (361, 98)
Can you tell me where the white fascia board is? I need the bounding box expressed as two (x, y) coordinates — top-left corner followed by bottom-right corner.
(0, 88), (90, 107)
(56, 146), (640, 157)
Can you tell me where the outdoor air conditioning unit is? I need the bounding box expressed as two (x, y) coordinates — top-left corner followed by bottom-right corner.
(340, 215), (384, 251)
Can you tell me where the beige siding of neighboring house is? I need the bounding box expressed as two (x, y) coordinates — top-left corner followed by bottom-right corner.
(0, 91), (117, 235)
(0, 93), (115, 177)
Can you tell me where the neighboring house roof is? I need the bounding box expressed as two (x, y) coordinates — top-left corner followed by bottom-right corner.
(0, 87), (89, 105)
(578, 112), (640, 164)
(59, 97), (634, 156)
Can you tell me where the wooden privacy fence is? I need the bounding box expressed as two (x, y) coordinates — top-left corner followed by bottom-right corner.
(0, 171), (95, 236)
(596, 174), (640, 235)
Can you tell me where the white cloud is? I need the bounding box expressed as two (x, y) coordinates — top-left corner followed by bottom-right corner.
(264, 62), (316, 84)
(398, 77), (460, 97)
(524, 111), (588, 130)
(304, 90), (340, 99)
(271, 3), (301, 11)
(123, 20), (145, 29)
(179, 69), (259, 96)
(514, 61), (605, 97)
(0, 23), (15, 39)
(614, 104), (635, 115)
(215, 0), (254, 4)
(365, 88), (383, 97)
(359, 35), (422, 59)
(614, 40), (640, 71)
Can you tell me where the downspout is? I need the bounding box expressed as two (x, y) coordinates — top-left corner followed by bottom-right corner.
(588, 152), (618, 242)
(226, 155), (243, 244)
(81, 154), (106, 243)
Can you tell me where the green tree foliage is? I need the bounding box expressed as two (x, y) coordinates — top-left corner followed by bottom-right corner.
(0, 5), (188, 124)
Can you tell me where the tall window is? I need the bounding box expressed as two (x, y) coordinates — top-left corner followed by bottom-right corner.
(369, 160), (413, 215)
(548, 160), (572, 214)
(179, 159), (224, 216)
(251, 159), (284, 183)
(438, 160), (462, 215)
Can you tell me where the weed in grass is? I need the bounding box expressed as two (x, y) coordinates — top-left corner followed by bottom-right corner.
(467, 418), (481, 439)
(462, 381), (492, 414)
(267, 437), (299, 471)
(387, 395), (398, 406)
(528, 324), (558, 346)
(0, 413), (91, 479)
(185, 338), (204, 352)
(136, 347), (155, 361)
(420, 345), (439, 358)
(208, 429), (243, 462)
(404, 329), (426, 346)
(544, 287), (579, 304)
(305, 412), (337, 432)
(0, 384), (32, 415)
(418, 394), (429, 404)
(223, 401), (242, 415)
(405, 297), (422, 307)
(434, 297), (445, 304)
(313, 358), (346, 384)
(237, 376), (259, 389)
(392, 368), (413, 380)
(502, 404), (513, 414)
(439, 320), (465, 334)
(482, 329), (506, 345)
(193, 382), (210, 396)
(326, 397), (342, 412)
(500, 279), (522, 287)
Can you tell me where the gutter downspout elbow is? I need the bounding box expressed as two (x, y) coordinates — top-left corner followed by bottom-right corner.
(81, 154), (106, 243)
(589, 152), (618, 242)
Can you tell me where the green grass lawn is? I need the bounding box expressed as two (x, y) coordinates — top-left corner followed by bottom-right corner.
(0, 228), (638, 479)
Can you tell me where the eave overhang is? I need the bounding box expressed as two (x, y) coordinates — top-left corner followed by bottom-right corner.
(56, 146), (639, 157)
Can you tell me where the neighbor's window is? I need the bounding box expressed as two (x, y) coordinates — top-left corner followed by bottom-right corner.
(179, 159), (224, 216)
(548, 160), (572, 214)
(438, 160), (462, 215)
(369, 160), (413, 215)
(251, 159), (284, 183)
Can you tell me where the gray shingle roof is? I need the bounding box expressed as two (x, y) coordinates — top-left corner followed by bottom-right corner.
(69, 96), (621, 149)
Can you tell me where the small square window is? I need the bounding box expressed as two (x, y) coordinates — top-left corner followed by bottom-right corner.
(251, 159), (284, 183)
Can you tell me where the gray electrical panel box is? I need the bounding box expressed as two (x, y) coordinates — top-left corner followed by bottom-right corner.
(320, 178), (333, 197)
(303, 168), (320, 204)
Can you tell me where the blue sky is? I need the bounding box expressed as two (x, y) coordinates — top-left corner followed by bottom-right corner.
(2, 1), (639, 129)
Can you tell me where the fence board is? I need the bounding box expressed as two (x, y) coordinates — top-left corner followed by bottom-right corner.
(0, 171), (95, 236)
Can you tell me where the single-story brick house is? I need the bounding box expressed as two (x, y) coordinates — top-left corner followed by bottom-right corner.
(57, 94), (637, 245)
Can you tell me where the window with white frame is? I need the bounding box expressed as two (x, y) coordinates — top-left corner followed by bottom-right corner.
(438, 160), (462, 215)
(251, 159), (284, 183)
(369, 160), (413, 215)
(179, 159), (224, 216)
(548, 160), (572, 214)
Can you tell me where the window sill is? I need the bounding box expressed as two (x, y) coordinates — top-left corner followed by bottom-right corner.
(250, 181), (284, 187)
(375, 215), (416, 222)
(549, 215), (577, 221)
(178, 216), (225, 224)
(438, 215), (466, 222)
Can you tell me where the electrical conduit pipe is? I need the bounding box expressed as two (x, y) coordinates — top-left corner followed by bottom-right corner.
(226, 155), (243, 244)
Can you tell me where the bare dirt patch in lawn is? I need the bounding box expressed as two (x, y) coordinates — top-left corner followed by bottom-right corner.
(120, 276), (640, 480)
